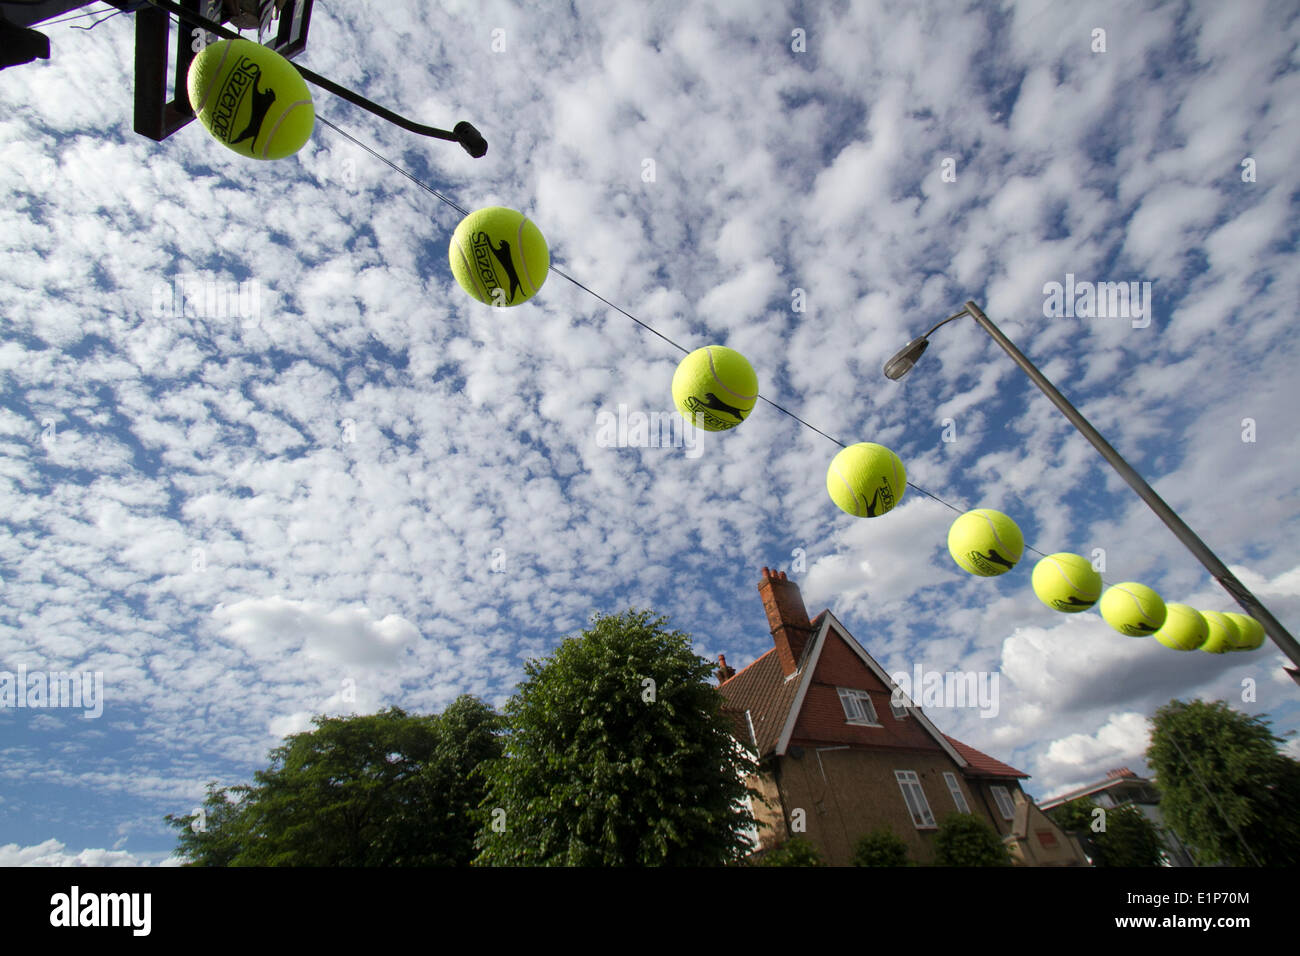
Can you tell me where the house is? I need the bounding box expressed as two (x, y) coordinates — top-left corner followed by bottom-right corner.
(1039, 767), (1196, 866)
(1005, 789), (1092, 866)
(717, 567), (1085, 866)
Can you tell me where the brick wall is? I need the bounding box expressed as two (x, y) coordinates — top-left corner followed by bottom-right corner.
(790, 632), (949, 753)
(771, 746), (998, 866)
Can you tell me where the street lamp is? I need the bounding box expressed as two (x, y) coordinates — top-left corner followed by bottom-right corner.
(886, 301), (1300, 683)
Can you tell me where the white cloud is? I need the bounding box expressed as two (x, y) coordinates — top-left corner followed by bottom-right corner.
(2, 0), (1297, 862)
(212, 597), (417, 667)
(1044, 711), (1152, 768)
(0, 839), (172, 867)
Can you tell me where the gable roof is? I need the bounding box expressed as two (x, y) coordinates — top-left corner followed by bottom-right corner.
(943, 735), (1029, 779)
(719, 610), (982, 773)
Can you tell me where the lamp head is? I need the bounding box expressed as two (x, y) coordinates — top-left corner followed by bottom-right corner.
(883, 337), (930, 380)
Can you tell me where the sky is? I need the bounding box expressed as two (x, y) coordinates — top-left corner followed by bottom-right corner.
(1, 0), (1298, 866)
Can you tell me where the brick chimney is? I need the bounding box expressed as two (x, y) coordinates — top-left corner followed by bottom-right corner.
(1106, 767), (1136, 779)
(759, 567), (814, 677)
(715, 654), (736, 684)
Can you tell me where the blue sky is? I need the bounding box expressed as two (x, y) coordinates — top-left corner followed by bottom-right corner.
(2, 0), (1298, 865)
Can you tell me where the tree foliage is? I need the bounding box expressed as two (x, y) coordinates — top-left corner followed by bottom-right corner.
(166, 697), (502, 866)
(165, 782), (255, 867)
(933, 812), (1010, 866)
(473, 609), (758, 866)
(852, 827), (911, 866)
(1146, 698), (1300, 866)
(1048, 798), (1165, 866)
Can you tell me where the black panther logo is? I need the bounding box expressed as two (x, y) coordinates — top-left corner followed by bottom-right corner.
(963, 549), (1016, 574)
(488, 238), (523, 303)
(684, 392), (747, 430)
(230, 64), (277, 151)
(865, 480), (897, 516)
(978, 549), (1016, 570)
(468, 231), (524, 303)
(698, 392), (744, 420)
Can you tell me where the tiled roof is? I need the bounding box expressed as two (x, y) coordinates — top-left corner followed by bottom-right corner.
(718, 706), (755, 751)
(718, 610), (1028, 782)
(1037, 773), (1152, 809)
(717, 648), (801, 756)
(944, 735), (1029, 778)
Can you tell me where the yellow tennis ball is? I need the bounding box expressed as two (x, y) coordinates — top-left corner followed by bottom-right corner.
(1031, 552), (1102, 611)
(1222, 612), (1265, 651)
(825, 443), (906, 517)
(186, 38), (314, 160)
(670, 346), (758, 431)
(1154, 603), (1208, 651)
(947, 509), (1024, 576)
(449, 206), (549, 306)
(1099, 582), (1166, 636)
(1198, 610), (1239, 654)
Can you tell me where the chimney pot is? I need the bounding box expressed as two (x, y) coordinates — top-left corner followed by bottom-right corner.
(715, 653), (736, 684)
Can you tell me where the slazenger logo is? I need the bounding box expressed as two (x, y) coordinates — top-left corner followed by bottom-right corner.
(964, 549), (1016, 575)
(867, 478), (894, 516)
(469, 229), (526, 303)
(684, 393), (744, 429)
(470, 229), (505, 300)
(210, 57), (260, 141)
(49, 886), (151, 936)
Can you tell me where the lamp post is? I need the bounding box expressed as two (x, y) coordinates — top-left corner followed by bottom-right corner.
(885, 301), (1300, 683)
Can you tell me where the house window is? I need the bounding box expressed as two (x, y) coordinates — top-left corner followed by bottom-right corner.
(837, 688), (880, 725)
(889, 695), (909, 719)
(990, 785), (1017, 820)
(895, 770), (936, 829)
(943, 772), (970, 813)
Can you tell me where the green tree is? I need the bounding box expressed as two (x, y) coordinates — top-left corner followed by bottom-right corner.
(933, 812), (1010, 866)
(474, 609), (758, 866)
(164, 782), (256, 867)
(1147, 698), (1300, 866)
(166, 697), (503, 866)
(1048, 799), (1165, 866)
(852, 827), (911, 866)
(751, 837), (825, 867)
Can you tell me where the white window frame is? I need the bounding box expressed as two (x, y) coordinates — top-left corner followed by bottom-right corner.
(990, 785), (1017, 821)
(943, 772), (971, 813)
(889, 695), (909, 719)
(895, 770), (936, 829)
(837, 688), (880, 726)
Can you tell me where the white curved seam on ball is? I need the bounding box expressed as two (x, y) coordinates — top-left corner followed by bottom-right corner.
(452, 236), (489, 302)
(1060, 564), (1098, 599)
(195, 39), (234, 115)
(1122, 588), (1158, 623)
(982, 512), (1019, 558)
(830, 463), (864, 516)
(705, 348), (757, 402)
(261, 101), (313, 159)
(517, 218), (538, 295)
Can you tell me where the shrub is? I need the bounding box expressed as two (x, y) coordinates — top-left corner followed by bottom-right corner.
(750, 837), (826, 866)
(933, 812), (1010, 866)
(852, 827), (911, 866)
